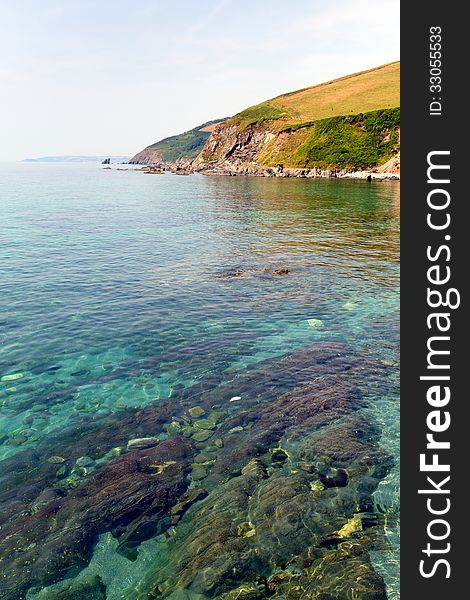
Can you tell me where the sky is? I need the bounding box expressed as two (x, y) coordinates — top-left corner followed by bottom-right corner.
(0, 0), (399, 161)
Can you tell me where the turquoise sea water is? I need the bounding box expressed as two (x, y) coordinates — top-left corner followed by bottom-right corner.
(0, 163), (399, 598)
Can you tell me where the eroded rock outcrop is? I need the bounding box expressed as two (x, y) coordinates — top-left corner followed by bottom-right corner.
(0, 438), (194, 599)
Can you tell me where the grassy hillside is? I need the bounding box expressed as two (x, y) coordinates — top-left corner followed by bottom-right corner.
(147, 119), (226, 162)
(196, 62), (400, 172)
(234, 62), (399, 128)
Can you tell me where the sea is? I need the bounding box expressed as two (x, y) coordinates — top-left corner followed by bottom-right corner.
(0, 162), (400, 599)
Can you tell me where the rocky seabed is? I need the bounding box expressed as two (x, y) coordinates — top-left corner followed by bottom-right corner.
(0, 343), (396, 600)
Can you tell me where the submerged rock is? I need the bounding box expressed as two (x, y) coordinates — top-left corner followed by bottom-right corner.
(34, 574), (106, 599)
(296, 542), (387, 599)
(127, 436), (160, 450)
(272, 269), (289, 275)
(194, 418), (217, 431)
(188, 407), (206, 418)
(171, 488), (208, 525)
(219, 585), (264, 600)
(320, 467), (349, 488)
(74, 456), (94, 468)
(191, 430), (212, 442)
(307, 318), (323, 328)
(0, 437), (194, 599)
(271, 448), (289, 463)
(190, 465), (208, 481)
(47, 455), (66, 464)
(0, 343), (393, 599)
(1, 372), (24, 382)
(121, 349), (393, 600)
(215, 267), (290, 280)
(237, 521), (256, 538)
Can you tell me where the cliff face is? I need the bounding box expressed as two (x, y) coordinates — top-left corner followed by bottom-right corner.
(129, 147), (164, 165)
(193, 62), (400, 178)
(192, 111), (400, 177)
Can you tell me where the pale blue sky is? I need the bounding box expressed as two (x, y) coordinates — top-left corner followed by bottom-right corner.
(0, 0), (399, 160)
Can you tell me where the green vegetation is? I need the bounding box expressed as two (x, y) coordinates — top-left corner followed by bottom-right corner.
(148, 118), (226, 162)
(261, 108), (400, 170)
(296, 108), (399, 169)
(230, 62), (400, 131)
(233, 103), (287, 126)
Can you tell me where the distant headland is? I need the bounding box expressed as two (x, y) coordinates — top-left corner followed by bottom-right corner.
(22, 156), (130, 163)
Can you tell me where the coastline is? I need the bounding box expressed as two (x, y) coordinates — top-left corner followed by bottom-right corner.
(138, 161), (400, 181)
(194, 164), (400, 181)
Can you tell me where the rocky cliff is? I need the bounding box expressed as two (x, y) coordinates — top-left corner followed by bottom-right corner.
(193, 62), (400, 178)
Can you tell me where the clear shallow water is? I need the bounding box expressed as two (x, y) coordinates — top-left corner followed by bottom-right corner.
(0, 163), (399, 598)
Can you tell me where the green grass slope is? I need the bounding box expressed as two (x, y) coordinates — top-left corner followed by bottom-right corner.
(139, 119), (226, 163)
(234, 62), (399, 127)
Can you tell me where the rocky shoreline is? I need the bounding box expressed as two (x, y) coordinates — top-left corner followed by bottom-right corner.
(136, 161), (400, 181)
(133, 147), (400, 180)
(193, 162), (400, 181)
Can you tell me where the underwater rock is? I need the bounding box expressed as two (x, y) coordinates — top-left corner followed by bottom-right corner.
(9, 434), (28, 446)
(0, 343), (392, 600)
(228, 426), (244, 434)
(0, 400), (180, 524)
(30, 487), (64, 513)
(30, 403), (49, 412)
(74, 456), (94, 468)
(47, 456), (66, 464)
(271, 448), (288, 463)
(190, 465), (209, 481)
(171, 488), (208, 525)
(215, 267), (289, 280)
(1, 372), (24, 382)
(337, 513), (363, 538)
(298, 462), (315, 474)
(191, 430), (212, 442)
(34, 574), (106, 600)
(0, 437), (194, 599)
(241, 459), (268, 479)
(209, 372), (367, 481)
(272, 269), (289, 275)
(266, 571), (290, 593)
(320, 468), (349, 488)
(307, 318), (323, 328)
(188, 407), (206, 418)
(237, 521), (256, 538)
(218, 585), (264, 600)
(295, 542), (387, 599)
(127, 436), (160, 450)
(194, 418), (217, 431)
(121, 348), (392, 600)
(30, 364), (61, 375)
